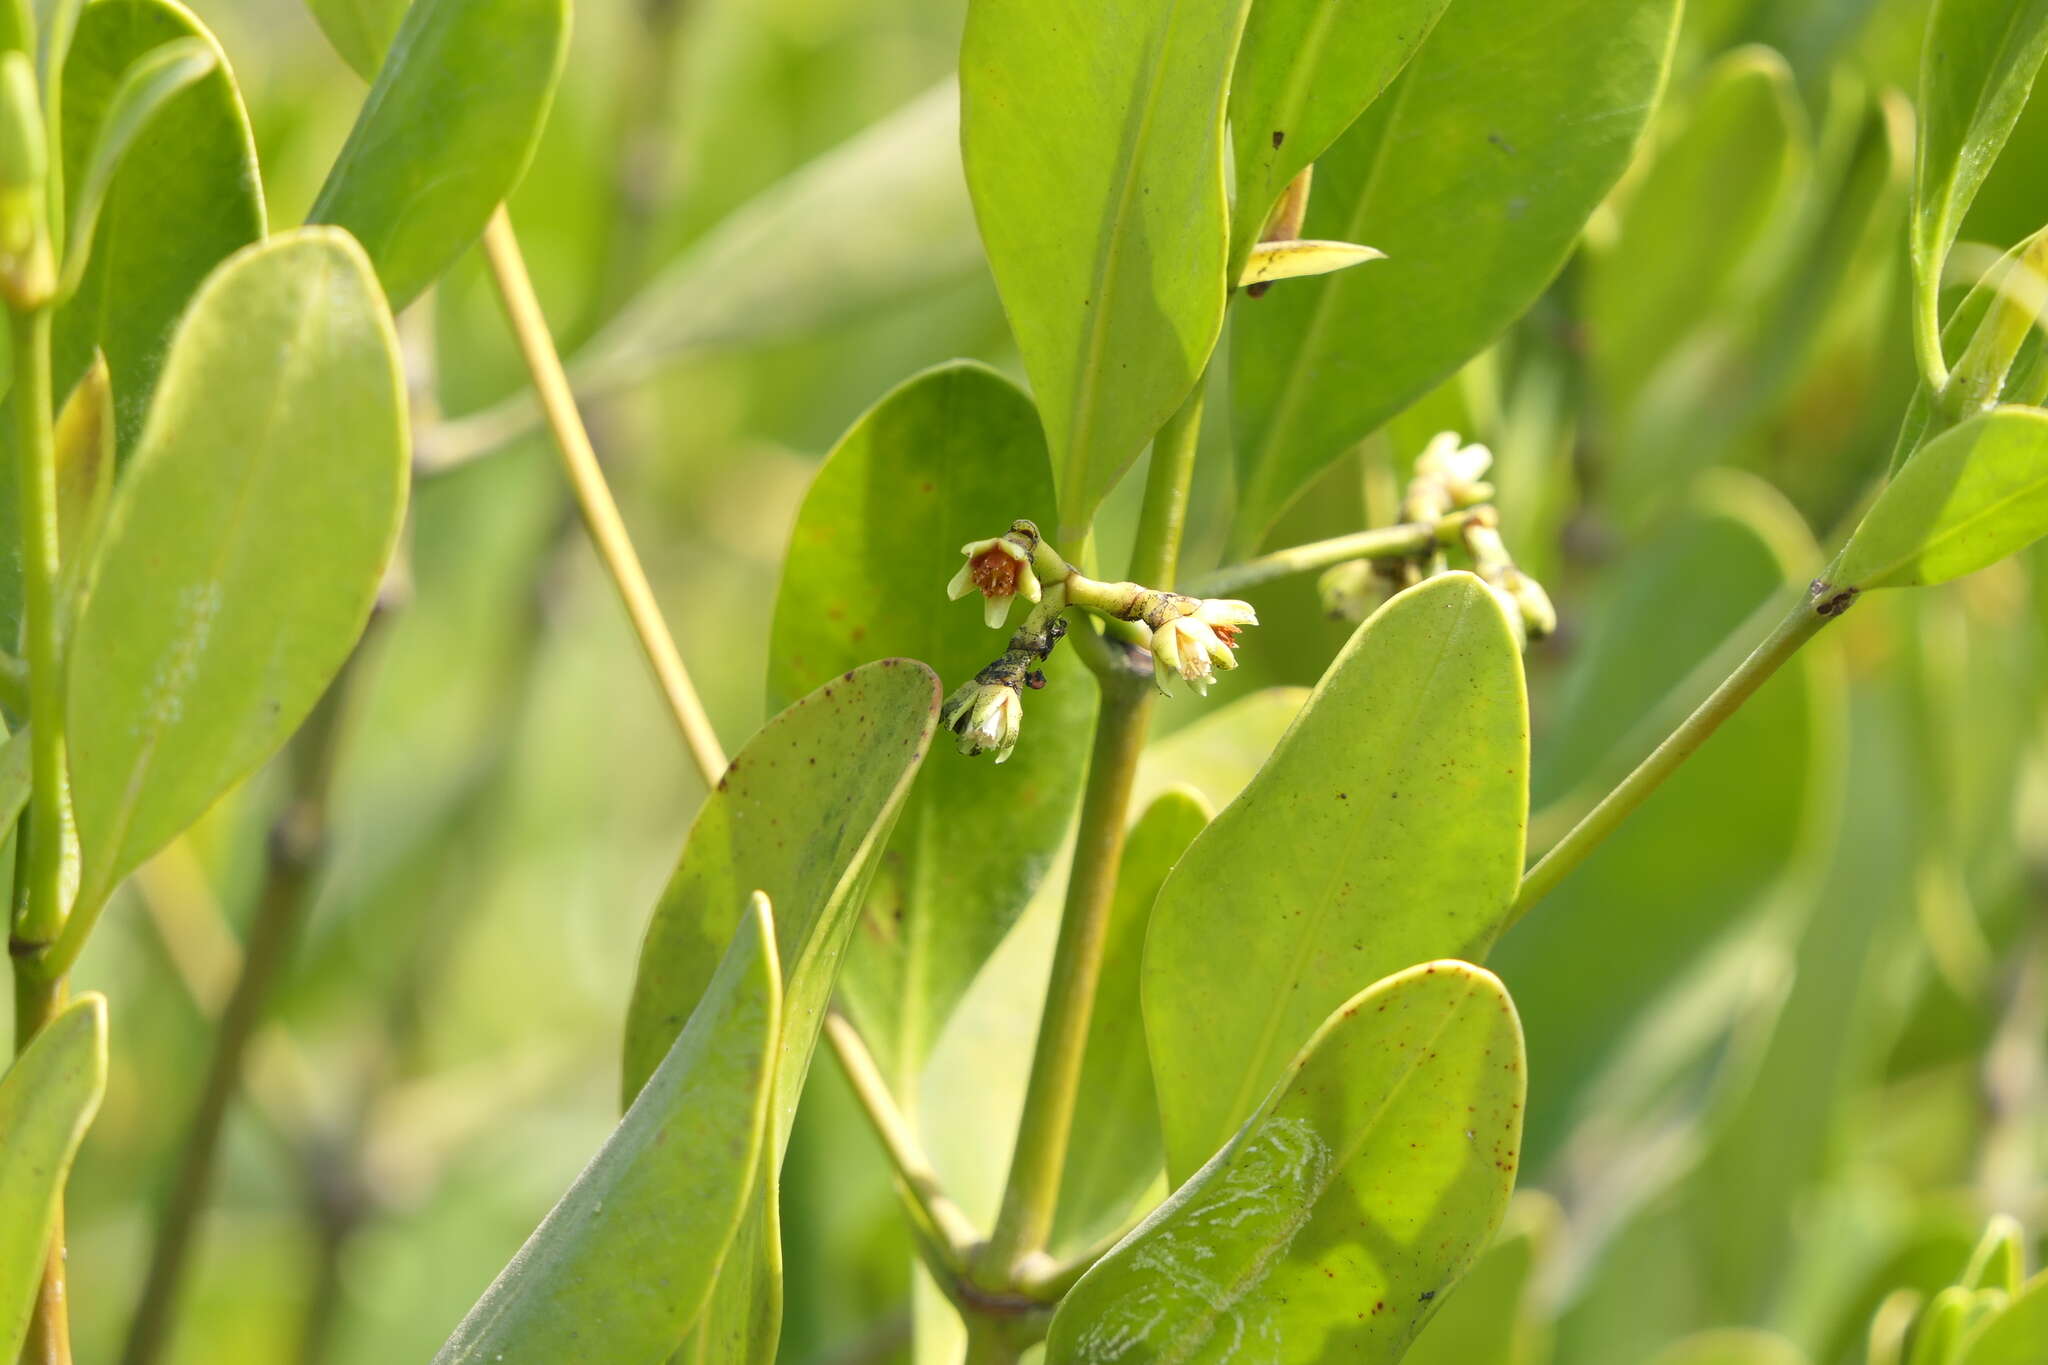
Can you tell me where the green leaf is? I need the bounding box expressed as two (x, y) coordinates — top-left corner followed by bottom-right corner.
(1586, 47), (1806, 428)
(66, 228), (408, 917)
(1403, 1195), (1558, 1365)
(0, 725), (29, 833)
(308, 0), (568, 309)
(58, 35), (217, 299)
(306, 0), (409, 79)
(1959, 1216), (2025, 1296)
(1837, 407), (2048, 591)
(434, 897), (781, 1364)
(1048, 961), (1525, 1365)
(1226, 0), (1449, 273)
(767, 362), (1091, 1078)
(960, 0), (1251, 534)
(53, 0), (263, 450)
(623, 663), (936, 1365)
(1230, 0), (1680, 549)
(621, 659), (939, 1121)
(1956, 1272), (2048, 1365)
(1911, 0), (2048, 381)
(0, 994), (106, 1363)
(1051, 787), (1210, 1254)
(1144, 572), (1528, 1181)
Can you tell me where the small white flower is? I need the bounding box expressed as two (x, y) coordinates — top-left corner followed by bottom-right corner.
(1415, 431), (1494, 489)
(940, 679), (1023, 762)
(1149, 599), (1258, 697)
(946, 533), (1042, 629)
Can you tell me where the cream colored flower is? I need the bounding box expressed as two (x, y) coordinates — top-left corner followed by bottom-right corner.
(1150, 599), (1258, 697)
(1414, 431), (1494, 491)
(946, 534), (1042, 629)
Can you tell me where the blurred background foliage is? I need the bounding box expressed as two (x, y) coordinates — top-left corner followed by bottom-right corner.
(27, 0), (2048, 1360)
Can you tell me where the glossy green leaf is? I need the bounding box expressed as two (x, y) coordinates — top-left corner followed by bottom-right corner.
(669, 1181), (781, 1365)
(66, 228), (408, 917)
(1144, 572), (1528, 1181)
(1051, 787), (1210, 1255)
(59, 35), (217, 298)
(1956, 1271), (2048, 1365)
(1837, 407), (2048, 591)
(621, 659), (938, 1119)
(434, 896), (781, 1364)
(1911, 0), (2048, 374)
(0, 726), (29, 833)
(53, 0), (263, 448)
(1587, 47), (1805, 424)
(1049, 961), (1525, 1365)
(307, 0), (409, 79)
(961, 0), (1251, 534)
(0, 994), (106, 1362)
(1226, 0), (1449, 272)
(309, 0), (568, 309)
(1230, 0), (1679, 548)
(767, 363), (1091, 1079)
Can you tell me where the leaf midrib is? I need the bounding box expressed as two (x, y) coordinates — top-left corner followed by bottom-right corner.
(1063, 0), (1190, 521)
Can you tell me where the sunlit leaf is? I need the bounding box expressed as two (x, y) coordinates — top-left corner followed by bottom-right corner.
(1145, 573), (1527, 1180)
(1050, 961), (1524, 1365)
(1837, 407), (2048, 591)
(768, 363), (1090, 1080)
(0, 995), (106, 1363)
(309, 0), (568, 308)
(66, 229), (407, 919)
(961, 0), (1251, 534)
(53, 0), (263, 449)
(305, 0), (408, 79)
(1956, 1271), (2048, 1365)
(434, 898), (780, 1363)
(1226, 0), (1449, 272)
(1231, 0), (1679, 548)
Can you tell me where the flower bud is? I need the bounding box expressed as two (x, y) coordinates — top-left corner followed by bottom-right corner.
(940, 678), (1023, 763)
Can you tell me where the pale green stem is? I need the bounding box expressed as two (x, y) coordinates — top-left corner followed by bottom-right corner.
(1506, 586), (1839, 928)
(478, 208), (727, 789)
(823, 1011), (979, 1268)
(1182, 520), (1441, 598)
(9, 301), (72, 1365)
(980, 379), (1206, 1286)
(1914, 281), (1951, 398)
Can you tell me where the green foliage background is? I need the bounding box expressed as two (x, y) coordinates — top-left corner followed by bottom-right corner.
(7, 0), (2044, 1360)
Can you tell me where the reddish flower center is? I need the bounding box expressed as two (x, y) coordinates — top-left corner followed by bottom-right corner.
(1212, 623), (1241, 647)
(970, 547), (1020, 598)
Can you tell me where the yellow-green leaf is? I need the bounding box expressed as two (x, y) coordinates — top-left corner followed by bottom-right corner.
(1049, 961), (1525, 1365)
(1837, 407), (2048, 591)
(66, 229), (407, 920)
(435, 897), (780, 1362)
(1144, 573), (1528, 1181)
(0, 995), (107, 1363)
(961, 0), (1251, 534)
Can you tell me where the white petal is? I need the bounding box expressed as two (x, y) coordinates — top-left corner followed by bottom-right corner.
(983, 592), (1014, 630)
(1238, 239), (1385, 288)
(1196, 598), (1258, 628)
(991, 539), (1029, 563)
(1018, 566), (1042, 603)
(946, 563), (976, 600)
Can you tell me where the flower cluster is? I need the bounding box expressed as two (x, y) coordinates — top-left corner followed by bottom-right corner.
(1146, 597), (1258, 697)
